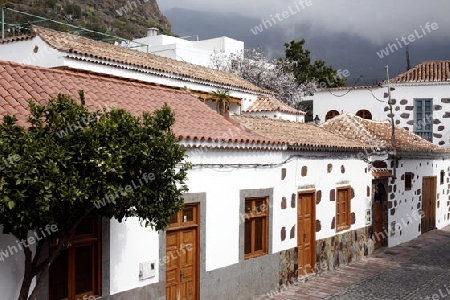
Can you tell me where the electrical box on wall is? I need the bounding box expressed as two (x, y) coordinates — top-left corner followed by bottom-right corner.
(365, 209), (372, 225)
(139, 260), (156, 281)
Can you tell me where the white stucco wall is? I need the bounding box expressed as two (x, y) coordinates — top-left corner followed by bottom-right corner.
(109, 218), (160, 295)
(147, 44), (213, 68)
(0, 228), (37, 299)
(433, 158), (450, 230)
(278, 153), (373, 251)
(185, 148), (372, 271)
(0, 36), (63, 67)
(185, 148), (282, 271)
(387, 156), (450, 247)
(313, 83), (450, 146)
(132, 35), (244, 68)
(313, 87), (389, 123)
(386, 84), (450, 147)
(193, 37), (243, 55)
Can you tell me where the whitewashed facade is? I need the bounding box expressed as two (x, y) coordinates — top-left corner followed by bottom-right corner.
(131, 29), (244, 68)
(313, 60), (450, 147)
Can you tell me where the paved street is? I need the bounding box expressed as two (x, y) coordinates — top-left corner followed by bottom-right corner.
(257, 226), (450, 300)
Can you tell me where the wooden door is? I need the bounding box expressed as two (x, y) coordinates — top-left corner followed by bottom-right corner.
(372, 181), (387, 249)
(298, 192), (315, 276)
(166, 205), (199, 300)
(421, 176), (436, 233)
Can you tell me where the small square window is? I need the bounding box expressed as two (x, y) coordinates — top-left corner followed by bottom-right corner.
(405, 172), (412, 191)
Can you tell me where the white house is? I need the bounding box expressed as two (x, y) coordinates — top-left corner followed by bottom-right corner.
(322, 113), (450, 247)
(130, 28), (244, 68)
(0, 25), (267, 116)
(0, 60), (382, 300)
(313, 60), (450, 147)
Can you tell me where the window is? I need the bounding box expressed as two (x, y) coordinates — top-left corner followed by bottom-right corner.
(325, 110), (340, 121)
(441, 170), (445, 185)
(49, 216), (101, 300)
(356, 109), (372, 120)
(336, 187), (351, 231)
(405, 172), (412, 191)
(168, 204), (198, 228)
(414, 99), (433, 142)
(244, 197), (268, 259)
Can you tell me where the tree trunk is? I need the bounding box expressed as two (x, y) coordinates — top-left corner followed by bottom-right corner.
(27, 268), (47, 300)
(19, 212), (93, 300)
(18, 234), (33, 300)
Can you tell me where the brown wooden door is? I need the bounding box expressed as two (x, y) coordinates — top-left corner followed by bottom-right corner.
(166, 205), (199, 300)
(421, 176), (437, 233)
(298, 192), (315, 276)
(372, 202), (384, 248)
(372, 181), (387, 249)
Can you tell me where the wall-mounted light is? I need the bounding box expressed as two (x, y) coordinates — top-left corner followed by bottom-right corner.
(314, 115), (320, 125)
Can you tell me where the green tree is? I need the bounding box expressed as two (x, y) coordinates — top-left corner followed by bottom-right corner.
(0, 92), (190, 300)
(284, 39), (346, 88)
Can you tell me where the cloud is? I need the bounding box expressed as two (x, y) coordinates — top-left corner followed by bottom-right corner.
(160, 0), (450, 45)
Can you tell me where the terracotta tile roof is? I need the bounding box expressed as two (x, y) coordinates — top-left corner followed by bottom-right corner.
(232, 115), (369, 151)
(321, 113), (448, 153)
(244, 97), (306, 115)
(25, 26), (268, 94)
(390, 60), (450, 83)
(0, 35), (35, 44)
(0, 60), (279, 148)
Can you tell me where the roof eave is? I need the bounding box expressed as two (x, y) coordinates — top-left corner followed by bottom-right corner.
(65, 54), (269, 95)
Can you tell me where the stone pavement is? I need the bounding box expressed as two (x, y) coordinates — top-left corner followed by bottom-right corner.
(256, 225), (450, 300)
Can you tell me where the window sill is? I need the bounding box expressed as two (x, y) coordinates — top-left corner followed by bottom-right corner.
(244, 251), (267, 260)
(336, 225), (350, 232)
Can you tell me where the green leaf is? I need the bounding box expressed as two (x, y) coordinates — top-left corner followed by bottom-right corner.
(7, 201), (15, 210)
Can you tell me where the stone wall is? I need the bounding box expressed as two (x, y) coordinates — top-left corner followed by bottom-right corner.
(316, 226), (374, 273)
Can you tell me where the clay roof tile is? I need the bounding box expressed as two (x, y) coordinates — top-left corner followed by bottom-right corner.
(0, 60), (279, 149)
(29, 26), (269, 94)
(322, 113), (448, 153)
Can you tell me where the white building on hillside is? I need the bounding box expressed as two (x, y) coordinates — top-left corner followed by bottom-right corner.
(131, 28), (244, 68)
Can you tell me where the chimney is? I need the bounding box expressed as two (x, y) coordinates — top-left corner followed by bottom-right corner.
(147, 28), (159, 37)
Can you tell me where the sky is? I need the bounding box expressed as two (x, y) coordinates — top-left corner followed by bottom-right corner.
(159, 0), (449, 46)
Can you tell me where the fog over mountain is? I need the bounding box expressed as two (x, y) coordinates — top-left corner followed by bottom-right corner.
(163, 2), (450, 85)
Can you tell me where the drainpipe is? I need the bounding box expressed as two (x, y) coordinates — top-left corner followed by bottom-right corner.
(385, 65), (397, 179)
(1, 6), (4, 39)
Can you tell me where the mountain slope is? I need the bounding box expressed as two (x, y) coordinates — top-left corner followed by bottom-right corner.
(1, 0), (171, 39)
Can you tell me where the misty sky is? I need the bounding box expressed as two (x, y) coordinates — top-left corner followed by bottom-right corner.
(159, 0), (449, 45)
